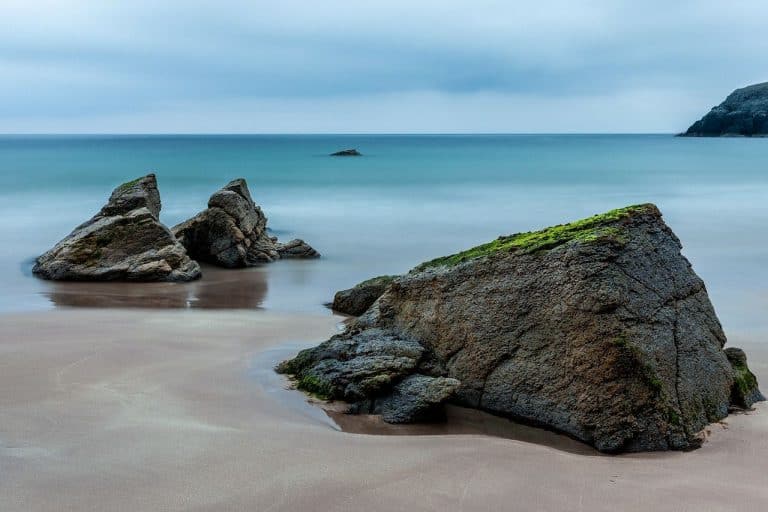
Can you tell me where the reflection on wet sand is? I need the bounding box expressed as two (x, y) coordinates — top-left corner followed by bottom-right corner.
(324, 405), (600, 456)
(41, 264), (268, 309)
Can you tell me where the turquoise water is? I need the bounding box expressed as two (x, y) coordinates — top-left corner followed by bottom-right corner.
(1, 135), (767, 340)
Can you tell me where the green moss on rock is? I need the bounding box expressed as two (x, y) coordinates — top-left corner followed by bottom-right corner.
(116, 177), (143, 192)
(297, 374), (334, 400)
(731, 359), (759, 398)
(416, 204), (654, 271)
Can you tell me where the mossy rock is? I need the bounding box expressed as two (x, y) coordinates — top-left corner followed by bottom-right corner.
(725, 347), (765, 408)
(415, 204), (653, 271)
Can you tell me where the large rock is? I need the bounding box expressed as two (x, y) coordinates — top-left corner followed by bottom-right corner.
(279, 204), (764, 452)
(172, 179), (319, 268)
(681, 82), (768, 136)
(331, 275), (397, 316)
(33, 174), (201, 282)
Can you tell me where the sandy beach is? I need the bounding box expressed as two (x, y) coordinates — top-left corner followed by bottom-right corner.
(1, 309), (766, 512)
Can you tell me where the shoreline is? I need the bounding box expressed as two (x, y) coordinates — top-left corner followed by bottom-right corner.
(2, 308), (767, 511)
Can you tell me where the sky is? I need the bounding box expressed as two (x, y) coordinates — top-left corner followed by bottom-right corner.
(1, 0), (767, 133)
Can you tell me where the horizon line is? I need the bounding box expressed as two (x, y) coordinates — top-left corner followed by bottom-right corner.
(0, 132), (679, 136)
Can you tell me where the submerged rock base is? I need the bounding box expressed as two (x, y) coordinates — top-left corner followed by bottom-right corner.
(279, 204), (764, 453)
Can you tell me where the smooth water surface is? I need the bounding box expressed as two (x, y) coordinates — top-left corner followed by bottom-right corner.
(1, 134), (766, 340)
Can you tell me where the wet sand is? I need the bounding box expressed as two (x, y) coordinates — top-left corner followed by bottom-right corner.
(37, 264), (270, 309)
(1, 309), (767, 511)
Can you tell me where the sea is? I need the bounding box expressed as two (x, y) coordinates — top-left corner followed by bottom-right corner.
(1, 134), (766, 340)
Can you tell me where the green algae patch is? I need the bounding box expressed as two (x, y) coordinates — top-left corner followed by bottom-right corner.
(416, 204), (654, 271)
(116, 177), (143, 193)
(297, 374), (334, 400)
(732, 361), (759, 398)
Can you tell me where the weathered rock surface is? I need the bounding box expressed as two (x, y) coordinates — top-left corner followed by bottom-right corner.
(33, 175), (201, 282)
(330, 149), (362, 156)
(374, 375), (461, 423)
(279, 204), (764, 452)
(681, 82), (768, 137)
(725, 347), (765, 408)
(172, 179), (319, 267)
(277, 328), (423, 398)
(276, 238), (320, 259)
(331, 275), (397, 316)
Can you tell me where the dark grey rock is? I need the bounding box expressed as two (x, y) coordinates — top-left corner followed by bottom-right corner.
(725, 347), (765, 408)
(681, 82), (768, 137)
(330, 149), (362, 156)
(375, 375), (460, 423)
(331, 275), (397, 316)
(276, 328), (425, 401)
(276, 239), (320, 259)
(172, 179), (319, 267)
(32, 174), (201, 282)
(278, 204), (764, 452)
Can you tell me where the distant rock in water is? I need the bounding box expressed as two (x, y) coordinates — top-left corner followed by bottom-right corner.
(331, 275), (397, 316)
(278, 204), (764, 452)
(330, 149), (362, 156)
(681, 82), (768, 137)
(33, 174), (201, 282)
(172, 178), (319, 268)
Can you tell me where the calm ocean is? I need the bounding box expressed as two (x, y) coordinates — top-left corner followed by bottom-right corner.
(1, 134), (766, 339)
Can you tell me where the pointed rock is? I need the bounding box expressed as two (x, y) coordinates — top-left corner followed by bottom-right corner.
(172, 179), (319, 267)
(33, 174), (201, 282)
(279, 204), (763, 452)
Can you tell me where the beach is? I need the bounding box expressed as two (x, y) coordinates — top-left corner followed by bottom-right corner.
(1, 308), (766, 512)
(2, 135), (768, 510)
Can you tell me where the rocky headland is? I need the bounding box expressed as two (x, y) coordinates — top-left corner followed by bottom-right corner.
(172, 179), (319, 267)
(681, 82), (768, 137)
(278, 204), (764, 452)
(33, 174), (201, 282)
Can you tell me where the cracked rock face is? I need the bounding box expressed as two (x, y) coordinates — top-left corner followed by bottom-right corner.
(279, 204), (763, 452)
(172, 179), (319, 268)
(33, 174), (201, 282)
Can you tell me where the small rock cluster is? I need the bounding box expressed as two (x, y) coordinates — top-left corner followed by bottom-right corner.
(33, 175), (319, 281)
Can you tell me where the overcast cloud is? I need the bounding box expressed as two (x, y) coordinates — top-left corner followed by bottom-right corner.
(1, 0), (767, 133)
